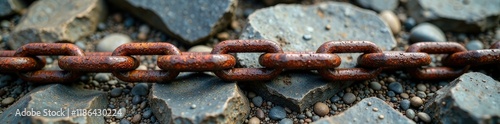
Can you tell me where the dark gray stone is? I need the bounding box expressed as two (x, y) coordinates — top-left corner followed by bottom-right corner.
(400, 99), (410, 110)
(108, 0), (236, 44)
(110, 88), (122, 97)
(423, 72), (500, 124)
(252, 96), (263, 107)
(406, 109), (415, 119)
(355, 0), (398, 12)
(343, 93), (356, 104)
(409, 23), (446, 43)
(131, 83), (148, 96)
(132, 95), (142, 105)
(143, 109), (153, 119)
(149, 73), (249, 124)
(262, 0), (299, 6)
(314, 97), (415, 124)
(239, 2), (395, 112)
(407, 0), (500, 32)
(0, 84), (107, 123)
(269, 106), (286, 120)
(8, 0), (106, 49)
(0, 0), (28, 17)
(388, 82), (403, 94)
(94, 73), (110, 82)
(369, 81), (382, 90)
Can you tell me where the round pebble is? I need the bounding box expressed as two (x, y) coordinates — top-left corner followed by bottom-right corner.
(131, 83), (149, 96)
(132, 95), (142, 105)
(279, 118), (293, 124)
(269, 106), (286, 120)
(387, 91), (396, 97)
(370, 81), (382, 90)
(248, 92), (256, 98)
(410, 23), (446, 42)
(401, 93), (409, 99)
(330, 96), (340, 103)
(306, 111), (312, 117)
(313, 102), (329, 116)
(303, 34), (312, 40)
(417, 91), (427, 98)
(120, 119), (131, 124)
(379, 11), (401, 34)
(312, 115), (320, 121)
(378, 115), (384, 119)
(406, 109), (416, 119)
(97, 22), (106, 30)
(96, 33), (132, 52)
(110, 88), (123, 97)
(256, 108), (265, 119)
(75, 41), (86, 50)
(252, 96), (263, 107)
(466, 40), (484, 50)
(400, 99), (410, 110)
(1, 97), (15, 106)
(343, 93), (356, 104)
(297, 114), (306, 119)
(1, 20), (10, 28)
(416, 84), (427, 91)
(410, 97), (423, 107)
(248, 117), (260, 124)
(94, 73), (110, 82)
(139, 25), (150, 33)
(131, 114), (141, 123)
(388, 82), (403, 94)
(417, 112), (432, 123)
(404, 17), (416, 30)
(116, 108), (126, 119)
(108, 80), (118, 85)
(217, 32), (230, 40)
(188, 45), (212, 52)
(143, 109), (152, 119)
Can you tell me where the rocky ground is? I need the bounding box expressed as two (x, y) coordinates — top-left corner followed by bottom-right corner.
(0, 0), (499, 124)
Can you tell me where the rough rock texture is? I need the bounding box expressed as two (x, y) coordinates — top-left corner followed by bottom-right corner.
(0, 84), (108, 123)
(109, 0), (237, 45)
(149, 73), (249, 124)
(0, 0), (29, 17)
(8, 0), (106, 49)
(314, 97), (415, 124)
(242, 72), (352, 112)
(407, 0), (500, 32)
(238, 2), (396, 111)
(355, 0), (398, 12)
(424, 72), (500, 124)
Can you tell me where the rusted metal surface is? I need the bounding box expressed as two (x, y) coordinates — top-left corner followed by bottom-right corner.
(212, 40), (283, 81)
(260, 52), (341, 70)
(358, 52), (431, 68)
(0, 40), (499, 83)
(406, 42), (469, 80)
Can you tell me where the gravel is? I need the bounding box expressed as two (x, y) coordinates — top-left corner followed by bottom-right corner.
(269, 106), (286, 120)
(343, 93), (356, 104)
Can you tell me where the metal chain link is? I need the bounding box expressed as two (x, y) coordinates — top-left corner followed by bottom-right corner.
(0, 40), (499, 83)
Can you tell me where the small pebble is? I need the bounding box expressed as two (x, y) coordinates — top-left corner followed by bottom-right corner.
(416, 84), (427, 91)
(400, 99), (411, 110)
(256, 108), (265, 119)
(417, 91), (427, 98)
(410, 97), (423, 107)
(137, 65), (147, 70)
(132, 95), (142, 105)
(388, 82), (403, 94)
(400, 93), (409, 99)
(131, 83), (148, 96)
(116, 108), (126, 119)
(131, 114), (141, 123)
(378, 115), (384, 119)
(191, 104), (197, 109)
(94, 73), (110, 82)
(343, 93), (356, 104)
(248, 117), (260, 124)
(466, 40), (484, 50)
(387, 91), (396, 97)
(417, 112), (432, 123)
(330, 96), (340, 103)
(406, 109), (416, 119)
(119, 119), (130, 124)
(370, 81), (382, 90)
(97, 22), (106, 30)
(297, 114), (306, 119)
(143, 109), (152, 119)
(404, 17), (416, 30)
(97, 33), (132, 52)
(313, 102), (329, 116)
(279, 118), (293, 124)
(139, 25), (150, 33)
(110, 88), (123, 97)
(75, 41), (86, 50)
(372, 108), (379, 112)
(252, 96), (263, 107)
(1, 97), (15, 106)
(410, 23), (446, 42)
(379, 11), (401, 34)
(303, 34), (312, 40)
(108, 80), (118, 85)
(188, 45), (212, 52)
(248, 92), (256, 98)
(306, 111), (312, 117)
(217, 32), (230, 40)
(312, 115), (320, 121)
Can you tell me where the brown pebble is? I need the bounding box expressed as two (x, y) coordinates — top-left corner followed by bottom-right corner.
(256, 108), (265, 119)
(231, 21), (241, 30)
(137, 32), (148, 40)
(113, 13), (123, 23)
(217, 32), (230, 40)
(131, 114), (141, 123)
(401, 93), (409, 99)
(305, 118), (312, 122)
(314, 102), (329, 116)
(248, 117), (260, 124)
(410, 97), (423, 107)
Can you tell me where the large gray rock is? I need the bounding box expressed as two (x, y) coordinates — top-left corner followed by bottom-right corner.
(424, 72), (500, 124)
(8, 0), (106, 49)
(0, 84), (108, 123)
(238, 2), (396, 111)
(0, 0), (29, 17)
(149, 73), (249, 124)
(109, 0), (237, 45)
(407, 0), (500, 32)
(314, 97), (415, 124)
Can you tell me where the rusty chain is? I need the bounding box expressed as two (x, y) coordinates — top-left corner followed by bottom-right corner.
(0, 40), (499, 83)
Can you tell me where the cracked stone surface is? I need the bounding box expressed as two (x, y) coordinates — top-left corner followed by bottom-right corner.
(0, 0), (29, 17)
(407, 0), (500, 32)
(8, 0), (106, 49)
(149, 73), (250, 124)
(237, 2), (396, 112)
(0, 84), (108, 123)
(423, 72), (500, 124)
(314, 97), (415, 124)
(109, 0), (237, 45)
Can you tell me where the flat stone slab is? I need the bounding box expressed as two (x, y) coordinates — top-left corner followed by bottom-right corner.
(8, 0), (106, 49)
(242, 72), (352, 112)
(238, 2), (396, 112)
(149, 73), (250, 124)
(314, 97), (415, 124)
(0, 84), (108, 123)
(0, 0), (28, 17)
(407, 0), (500, 32)
(424, 72), (500, 124)
(109, 0), (237, 44)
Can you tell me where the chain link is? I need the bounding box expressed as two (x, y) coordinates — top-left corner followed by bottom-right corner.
(0, 40), (499, 83)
